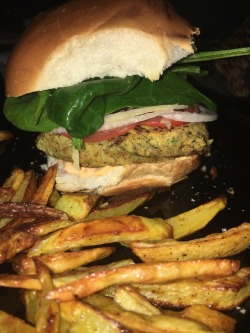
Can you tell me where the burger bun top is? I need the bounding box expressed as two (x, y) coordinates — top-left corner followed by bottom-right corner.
(5, 0), (199, 97)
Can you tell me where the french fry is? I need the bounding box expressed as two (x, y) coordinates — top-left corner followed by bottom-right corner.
(47, 188), (61, 207)
(0, 274), (41, 290)
(114, 285), (162, 315)
(46, 259), (240, 301)
(0, 309), (35, 333)
(12, 246), (116, 275)
(166, 195), (227, 239)
(60, 299), (123, 333)
(11, 169), (37, 203)
(0, 259), (135, 291)
(31, 165), (57, 206)
(182, 305), (236, 333)
(0, 202), (68, 221)
(0, 168), (25, 202)
(53, 259), (135, 288)
(35, 261), (60, 333)
(84, 294), (217, 333)
(0, 228), (38, 263)
(26, 219), (75, 237)
(135, 267), (250, 310)
(84, 190), (154, 221)
(130, 222), (250, 262)
(55, 192), (101, 220)
(28, 215), (172, 256)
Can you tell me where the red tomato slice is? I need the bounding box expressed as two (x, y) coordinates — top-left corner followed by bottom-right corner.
(84, 116), (188, 143)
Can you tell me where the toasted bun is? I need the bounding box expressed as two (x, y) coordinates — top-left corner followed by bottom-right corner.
(47, 155), (200, 196)
(6, 0), (199, 97)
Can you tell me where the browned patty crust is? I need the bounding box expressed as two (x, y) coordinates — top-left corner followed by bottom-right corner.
(37, 122), (212, 168)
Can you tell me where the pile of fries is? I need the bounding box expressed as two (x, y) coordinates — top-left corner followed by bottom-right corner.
(0, 165), (249, 333)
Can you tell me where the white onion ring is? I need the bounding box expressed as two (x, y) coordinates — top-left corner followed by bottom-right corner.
(99, 104), (217, 131)
(53, 104), (217, 135)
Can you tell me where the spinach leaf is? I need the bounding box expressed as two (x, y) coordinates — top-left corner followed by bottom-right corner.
(4, 90), (57, 132)
(4, 71), (216, 140)
(45, 76), (141, 138)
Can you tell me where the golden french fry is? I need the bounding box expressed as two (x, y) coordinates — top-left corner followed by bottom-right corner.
(12, 169), (37, 203)
(47, 188), (61, 207)
(114, 285), (162, 315)
(54, 259), (135, 288)
(55, 193), (101, 220)
(12, 246), (115, 275)
(0, 168), (25, 202)
(31, 165), (57, 206)
(0, 228), (38, 263)
(130, 222), (250, 262)
(135, 267), (250, 310)
(26, 219), (74, 237)
(0, 274), (41, 290)
(60, 299), (123, 333)
(84, 294), (214, 333)
(84, 190), (154, 221)
(35, 261), (60, 333)
(28, 215), (172, 256)
(0, 309), (35, 333)
(0, 202), (69, 236)
(166, 195), (227, 239)
(46, 259), (240, 301)
(183, 305), (236, 333)
(0, 260), (135, 291)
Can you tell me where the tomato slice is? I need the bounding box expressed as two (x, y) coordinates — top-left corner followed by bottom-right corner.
(84, 116), (188, 143)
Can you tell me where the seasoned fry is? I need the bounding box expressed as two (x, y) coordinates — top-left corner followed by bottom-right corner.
(0, 168), (25, 202)
(114, 285), (162, 315)
(11, 169), (37, 203)
(12, 247), (116, 275)
(46, 259), (240, 301)
(0, 202), (68, 220)
(35, 261), (60, 333)
(47, 188), (61, 207)
(130, 222), (250, 262)
(182, 305), (236, 333)
(84, 190), (154, 221)
(55, 192), (101, 220)
(0, 259), (135, 290)
(60, 299), (123, 332)
(84, 294), (216, 333)
(0, 228), (38, 263)
(135, 267), (250, 310)
(31, 165), (57, 206)
(166, 195), (227, 239)
(0, 274), (41, 290)
(28, 215), (172, 256)
(0, 309), (35, 333)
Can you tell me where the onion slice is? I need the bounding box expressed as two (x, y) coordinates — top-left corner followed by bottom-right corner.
(53, 104), (217, 136)
(99, 104), (217, 131)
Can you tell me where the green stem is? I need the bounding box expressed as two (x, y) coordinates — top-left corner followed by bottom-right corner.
(179, 47), (250, 63)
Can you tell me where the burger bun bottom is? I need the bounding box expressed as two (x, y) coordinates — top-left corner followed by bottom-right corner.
(47, 155), (200, 196)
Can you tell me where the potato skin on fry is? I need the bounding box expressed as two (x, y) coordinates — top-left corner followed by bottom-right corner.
(28, 215), (172, 256)
(46, 259), (240, 301)
(130, 222), (250, 262)
(135, 267), (250, 310)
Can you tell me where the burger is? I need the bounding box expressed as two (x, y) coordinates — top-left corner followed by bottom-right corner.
(3, 0), (217, 196)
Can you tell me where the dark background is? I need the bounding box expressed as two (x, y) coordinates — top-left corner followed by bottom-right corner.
(0, 1), (250, 332)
